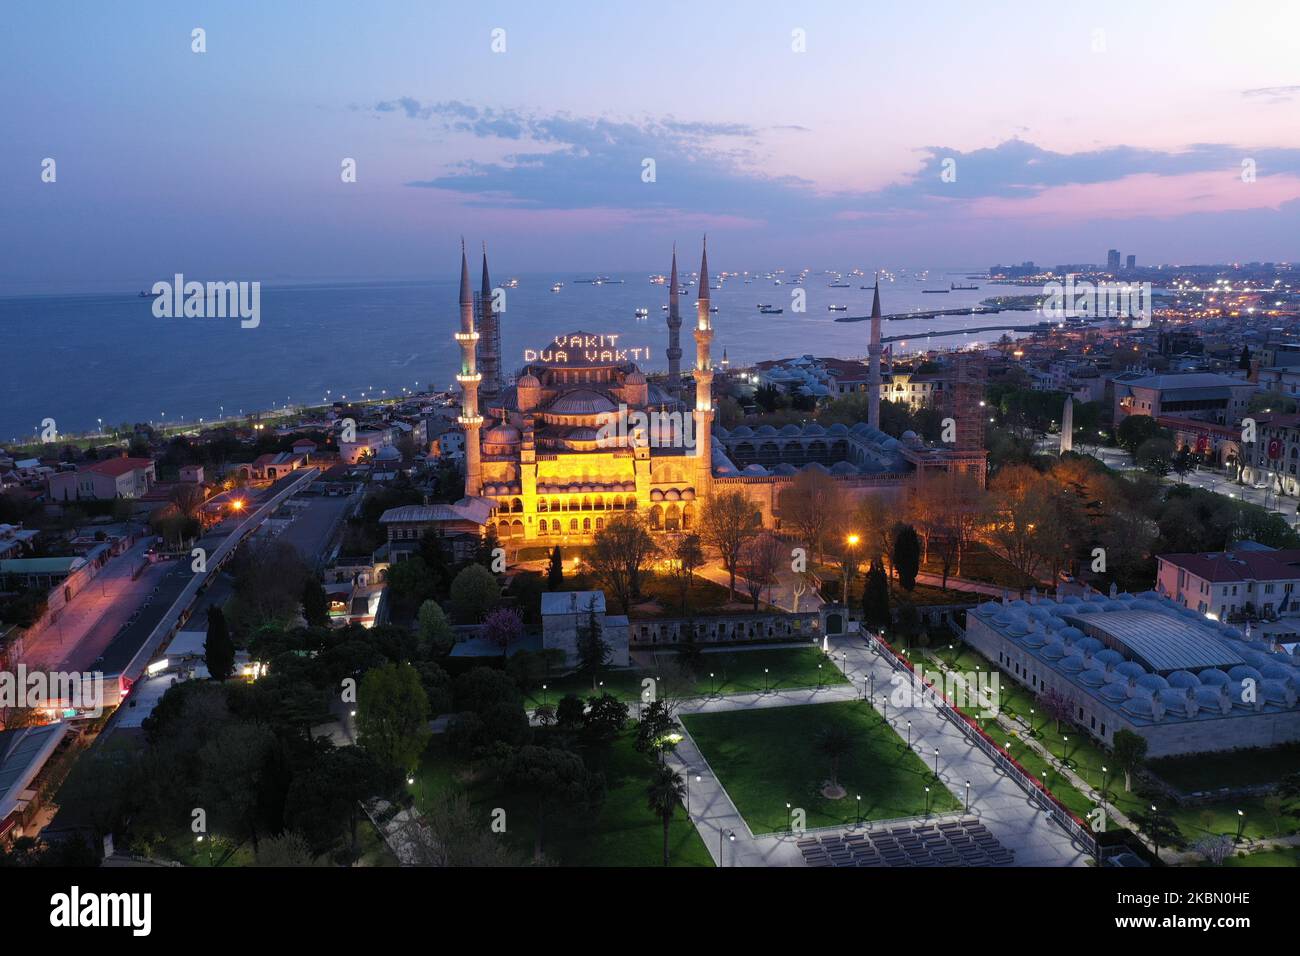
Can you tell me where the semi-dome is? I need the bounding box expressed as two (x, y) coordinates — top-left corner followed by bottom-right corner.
(548, 389), (617, 415)
(485, 424), (521, 443)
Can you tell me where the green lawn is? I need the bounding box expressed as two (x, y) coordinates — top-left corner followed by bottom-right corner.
(927, 642), (1300, 845)
(412, 731), (714, 867)
(683, 700), (961, 834)
(1150, 748), (1300, 792)
(526, 646), (848, 708)
(1219, 847), (1300, 867)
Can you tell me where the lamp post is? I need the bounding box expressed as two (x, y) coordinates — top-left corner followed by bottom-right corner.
(817, 663), (823, 690)
(710, 671), (716, 698)
(924, 785), (931, 817)
(720, 828), (735, 865)
(1100, 765), (1109, 808)
(965, 780), (971, 813)
(933, 747), (940, 778)
(541, 683), (548, 708)
(907, 720), (912, 751)
(786, 802), (793, 835)
(764, 667), (770, 695)
(1235, 808), (1245, 843)
(856, 794), (862, 826)
(842, 534), (859, 602)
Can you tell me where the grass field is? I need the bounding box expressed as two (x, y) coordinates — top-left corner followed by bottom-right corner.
(525, 645), (848, 707)
(412, 731), (714, 867)
(683, 700), (961, 834)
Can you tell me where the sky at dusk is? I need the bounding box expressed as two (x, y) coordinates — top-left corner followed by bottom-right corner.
(4, 0), (1300, 290)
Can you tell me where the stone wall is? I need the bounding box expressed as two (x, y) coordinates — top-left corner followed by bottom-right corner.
(629, 611), (821, 648)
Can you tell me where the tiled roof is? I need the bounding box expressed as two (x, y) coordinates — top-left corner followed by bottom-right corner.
(1161, 549), (1300, 583)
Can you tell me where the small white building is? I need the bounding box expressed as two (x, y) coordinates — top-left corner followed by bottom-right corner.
(540, 590), (630, 669)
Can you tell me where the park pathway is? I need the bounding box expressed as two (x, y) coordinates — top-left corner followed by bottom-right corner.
(666, 640), (1090, 867)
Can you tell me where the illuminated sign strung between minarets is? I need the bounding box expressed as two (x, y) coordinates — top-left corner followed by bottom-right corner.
(523, 333), (651, 364)
(454, 240), (484, 496)
(693, 239), (714, 493)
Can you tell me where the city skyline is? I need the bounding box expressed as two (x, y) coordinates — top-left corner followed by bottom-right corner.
(5, 0), (1300, 291)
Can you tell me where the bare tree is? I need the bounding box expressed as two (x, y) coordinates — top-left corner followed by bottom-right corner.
(700, 490), (757, 600)
(588, 513), (658, 613)
(1192, 834), (1234, 867)
(738, 532), (786, 611)
(666, 533), (706, 615)
(778, 469), (845, 565)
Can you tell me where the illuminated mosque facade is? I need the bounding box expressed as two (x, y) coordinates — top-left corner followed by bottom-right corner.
(452, 241), (986, 546)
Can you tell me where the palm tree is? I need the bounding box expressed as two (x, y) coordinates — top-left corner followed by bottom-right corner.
(815, 724), (855, 792)
(646, 764), (686, 867)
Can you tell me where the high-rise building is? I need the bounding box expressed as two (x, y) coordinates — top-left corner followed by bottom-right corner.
(1107, 249), (1121, 272)
(1125, 254), (1136, 271)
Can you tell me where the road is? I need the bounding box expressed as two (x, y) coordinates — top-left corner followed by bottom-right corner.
(18, 537), (169, 673)
(1046, 438), (1300, 518)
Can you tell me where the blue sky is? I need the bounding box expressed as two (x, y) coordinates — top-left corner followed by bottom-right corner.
(3, 0), (1300, 289)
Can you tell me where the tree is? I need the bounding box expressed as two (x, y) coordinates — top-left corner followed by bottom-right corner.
(1116, 414), (1165, 454)
(301, 577), (330, 627)
(635, 700), (678, 762)
(861, 560), (891, 630)
(198, 721), (276, 853)
(575, 596), (612, 691)
(814, 724), (854, 792)
(1132, 804), (1184, 858)
(666, 533), (706, 614)
(555, 694), (587, 731)
(285, 745), (384, 862)
(481, 607), (524, 655)
(1111, 729), (1148, 792)
(778, 469), (844, 563)
(408, 791), (523, 866)
(584, 693), (630, 745)
(1239, 345), (1252, 371)
(1192, 834), (1235, 866)
(1038, 686), (1074, 734)
(700, 490), (756, 600)
(254, 831), (317, 867)
(547, 544), (564, 591)
(891, 524), (921, 591)
(503, 746), (602, 861)
(449, 563), (501, 623)
(646, 763), (686, 867)
(588, 513), (658, 613)
(738, 532), (784, 611)
(984, 464), (1056, 589)
(356, 662), (431, 773)
(416, 600), (455, 655)
(204, 605), (235, 682)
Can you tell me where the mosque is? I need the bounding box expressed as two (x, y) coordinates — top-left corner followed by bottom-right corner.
(448, 241), (987, 546)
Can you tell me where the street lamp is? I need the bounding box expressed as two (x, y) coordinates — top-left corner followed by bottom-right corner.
(965, 780), (971, 813)
(786, 802), (794, 834)
(1236, 808), (1245, 843)
(924, 785), (931, 816)
(907, 720), (912, 750)
(933, 747), (940, 777)
(856, 794), (862, 826)
(842, 533), (860, 601)
(764, 667), (770, 695)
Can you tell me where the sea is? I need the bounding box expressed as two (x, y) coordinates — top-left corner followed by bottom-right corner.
(0, 270), (1038, 442)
